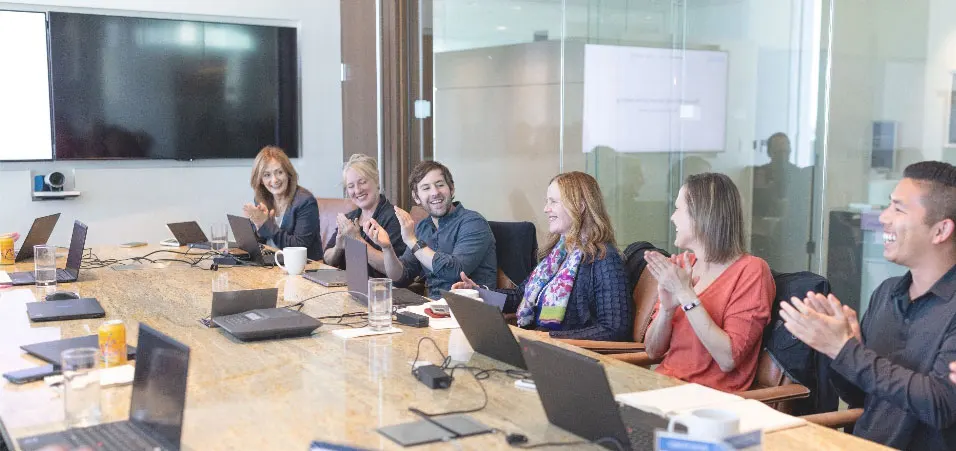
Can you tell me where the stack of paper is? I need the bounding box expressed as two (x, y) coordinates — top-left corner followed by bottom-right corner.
(615, 383), (807, 433)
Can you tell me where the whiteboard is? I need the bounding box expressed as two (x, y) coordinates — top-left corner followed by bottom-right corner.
(0, 11), (53, 161)
(582, 44), (728, 153)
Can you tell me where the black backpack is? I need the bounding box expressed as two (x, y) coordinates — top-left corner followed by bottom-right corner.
(765, 270), (839, 415)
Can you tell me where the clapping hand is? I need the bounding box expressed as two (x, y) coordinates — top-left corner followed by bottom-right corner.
(780, 294), (859, 359)
(645, 251), (697, 310)
(363, 219), (392, 249)
(335, 214), (360, 244)
(451, 272), (478, 290)
(393, 207), (418, 246)
(242, 203), (274, 228)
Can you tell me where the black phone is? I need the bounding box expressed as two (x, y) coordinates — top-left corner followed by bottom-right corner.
(3, 364), (59, 384)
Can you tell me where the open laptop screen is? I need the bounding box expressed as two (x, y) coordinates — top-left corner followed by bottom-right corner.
(64, 221), (88, 273)
(130, 324), (191, 448)
(15, 213), (60, 262)
(344, 236), (370, 302)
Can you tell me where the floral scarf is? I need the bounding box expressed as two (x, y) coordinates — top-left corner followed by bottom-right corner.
(516, 237), (583, 329)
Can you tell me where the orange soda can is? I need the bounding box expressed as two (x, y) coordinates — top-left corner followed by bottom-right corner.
(0, 236), (14, 265)
(98, 320), (127, 367)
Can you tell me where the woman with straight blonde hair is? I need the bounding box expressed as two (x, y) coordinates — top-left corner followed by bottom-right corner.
(643, 172), (775, 392)
(453, 171), (631, 340)
(323, 154), (406, 276)
(243, 145), (322, 260)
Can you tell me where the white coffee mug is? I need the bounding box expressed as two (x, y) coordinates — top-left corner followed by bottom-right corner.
(450, 288), (480, 300)
(275, 247), (307, 275)
(667, 408), (740, 441)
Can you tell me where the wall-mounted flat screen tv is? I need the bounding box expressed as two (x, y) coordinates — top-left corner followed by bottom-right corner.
(49, 12), (298, 160)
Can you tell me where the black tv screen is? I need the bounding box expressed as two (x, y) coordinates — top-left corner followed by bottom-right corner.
(49, 13), (298, 160)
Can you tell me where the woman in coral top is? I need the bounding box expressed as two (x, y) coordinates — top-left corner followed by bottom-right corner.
(643, 172), (775, 392)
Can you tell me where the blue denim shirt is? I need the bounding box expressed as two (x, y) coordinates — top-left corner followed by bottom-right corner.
(398, 202), (497, 298)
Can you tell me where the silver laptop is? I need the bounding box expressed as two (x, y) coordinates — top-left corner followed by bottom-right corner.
(302, 269), (347, 287)
(343, 237), (426, 306)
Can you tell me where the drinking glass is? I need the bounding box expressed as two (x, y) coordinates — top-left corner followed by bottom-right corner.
(367, 278), (393, 331)
(62, 347), (101, 427)
(34, 244), (57, 288)
(209, 223), (229, 254)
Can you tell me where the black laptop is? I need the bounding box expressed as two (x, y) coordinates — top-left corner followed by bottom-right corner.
(166, 221), (237, 249)
(8, 220), (87, 286)
(19, 323), (190, 451)
(226, 214), (275, 266)
(21, 335), (136, 365)
(26, 298), (105, 322)
(15, 213), (60, 262)
(211, 288), (278, 318)
(518, 338), (670, 450)
(442, 290), (526, 369)
(202, 288), (278, 328)
(343, 236), (426, 306)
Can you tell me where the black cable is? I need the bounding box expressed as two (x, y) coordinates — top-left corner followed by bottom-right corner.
(283, 290), (368, 311)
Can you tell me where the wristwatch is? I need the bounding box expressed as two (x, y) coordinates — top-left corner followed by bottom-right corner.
(681, 300), (701, 312)
(411, 239), (428, 253)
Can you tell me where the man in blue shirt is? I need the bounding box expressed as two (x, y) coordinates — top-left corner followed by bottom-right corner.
(365, 161), (497, 298)
(781, 161), (956, 450)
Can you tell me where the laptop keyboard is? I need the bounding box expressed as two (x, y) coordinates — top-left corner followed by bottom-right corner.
(20, 422), (160, 451)
(619, 403), (666, 450)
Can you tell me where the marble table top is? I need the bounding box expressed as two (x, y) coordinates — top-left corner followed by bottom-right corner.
(0, 246), (890, 450)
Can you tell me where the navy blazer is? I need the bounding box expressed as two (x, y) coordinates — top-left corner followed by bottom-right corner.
(255, 186), (323, 261)
(501, 243), (631, 341)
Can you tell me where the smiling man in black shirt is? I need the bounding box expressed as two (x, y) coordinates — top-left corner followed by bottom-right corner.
(781, 161), (956, 450)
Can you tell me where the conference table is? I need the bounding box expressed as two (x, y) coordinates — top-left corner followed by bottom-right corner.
(0, 246), (890, 450)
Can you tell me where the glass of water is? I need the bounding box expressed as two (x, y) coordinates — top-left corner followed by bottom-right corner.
(209, 223), (229, 254)
(367, 278), (393, 331)
(61, 347), (101, 427)
(34, 245), (57, 288)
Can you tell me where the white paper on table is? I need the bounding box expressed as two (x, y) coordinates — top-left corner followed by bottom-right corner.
(615, 383), (745, 417)
(44, 364), (136, 388)
(397, 300), (460, 330)
(0, 271), (11, 284)
(331, 326), (402, 339)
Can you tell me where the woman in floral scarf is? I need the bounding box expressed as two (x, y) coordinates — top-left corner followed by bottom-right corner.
(453, 171), (631, 341)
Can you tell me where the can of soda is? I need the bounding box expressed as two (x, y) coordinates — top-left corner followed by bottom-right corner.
(98, 320), (127, 367)
(0, 236), (13, 265)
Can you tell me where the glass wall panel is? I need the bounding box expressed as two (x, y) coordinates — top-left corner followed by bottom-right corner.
(430, 0), (566, 245)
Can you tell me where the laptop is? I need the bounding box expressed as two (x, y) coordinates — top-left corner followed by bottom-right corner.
(15, 213), (60, 262)
(211, 288), (278, 318)
(475, 287), (507, 311)
(8, 220), (88, 286)
(518, 338), (670, 450)
(302, 269), (347, 287)
(26, 298), (105, 322)
(442, 290), (526, 369)
(343, 237), (426, 306)
(213, 307), (322, 341)
(226, 214), (276, 266)
(19, 323), (190, 451)
(166, 221), (237, 249)
(21, 335), (136, 365)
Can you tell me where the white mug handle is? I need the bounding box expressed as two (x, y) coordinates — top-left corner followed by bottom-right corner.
(275, 250), (286, 271)
(668, 415), (691, 434)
